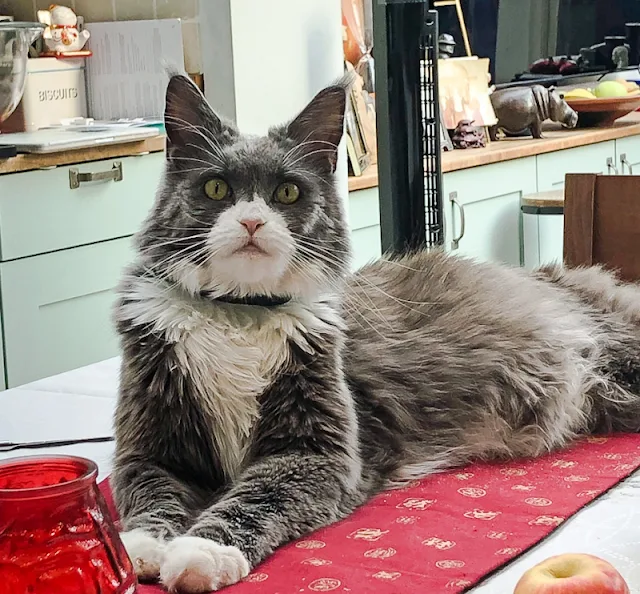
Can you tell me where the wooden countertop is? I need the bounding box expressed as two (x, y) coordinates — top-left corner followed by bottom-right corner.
(348, 165), (379, 192)
(348, 112), (640, 192)
(0, 134), (166, 176)
(521, 189), (564, 208)
(5, 116), (640, 191)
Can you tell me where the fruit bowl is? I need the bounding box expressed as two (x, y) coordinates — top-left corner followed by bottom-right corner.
(562, 80), (640, 127)
(563, 94), (640, 127)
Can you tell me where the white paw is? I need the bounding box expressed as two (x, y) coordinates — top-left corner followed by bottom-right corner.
(160, 536), (250, 593)
(120, 528), (166, 581)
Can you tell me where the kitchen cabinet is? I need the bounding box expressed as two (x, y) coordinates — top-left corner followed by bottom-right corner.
(1, 125), (639, 387)
(522, 136), (640, 270)
(349, 157), (539, 269)
(1, 237), (134, 388)
(0, 154), (162, 260)
(0, 150), (163, 388)
(348, 186), (382, 269)
(615, 135), (640, 174)
(0, 315), (6, 391)
(443, 157), (537, 266)
(536, 141), (614, 191)
(348, 133), (640, 272)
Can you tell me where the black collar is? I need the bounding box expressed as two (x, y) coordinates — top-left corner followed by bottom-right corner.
(201, 292), (291, 307)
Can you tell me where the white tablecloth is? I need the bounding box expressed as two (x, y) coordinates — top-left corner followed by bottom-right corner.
(2, 359), (639, 593)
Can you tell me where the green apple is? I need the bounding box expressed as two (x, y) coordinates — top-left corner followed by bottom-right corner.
(594, 81), (629, 98)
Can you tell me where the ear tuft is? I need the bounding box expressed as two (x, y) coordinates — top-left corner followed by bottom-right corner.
(164, 74), (230, 152)
(285, 78), (351, 172)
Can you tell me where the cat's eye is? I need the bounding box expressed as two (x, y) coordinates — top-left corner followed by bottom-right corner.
(204, 178), (230, 200)
(274, 182), (300, 205)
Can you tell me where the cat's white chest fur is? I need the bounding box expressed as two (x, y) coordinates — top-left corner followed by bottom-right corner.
(118, 276), (338, 479)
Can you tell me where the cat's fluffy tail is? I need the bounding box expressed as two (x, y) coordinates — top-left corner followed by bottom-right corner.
(536, 263), (640, 325)
(537, 263), (640, 433)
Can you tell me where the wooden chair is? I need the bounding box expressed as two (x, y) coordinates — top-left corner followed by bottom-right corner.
(564, 173), (640, 282)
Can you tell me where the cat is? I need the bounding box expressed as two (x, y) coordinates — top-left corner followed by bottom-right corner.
(112, 72), (640, 593)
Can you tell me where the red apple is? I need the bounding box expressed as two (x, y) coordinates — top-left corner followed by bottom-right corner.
(513, 553), (630, 594)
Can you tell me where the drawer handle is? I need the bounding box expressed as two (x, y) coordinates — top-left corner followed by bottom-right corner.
(606, 157), (618, 175)
(69, 161), (123, 189)
(621, 153), (633, 175)
(450, 191), (465, 250)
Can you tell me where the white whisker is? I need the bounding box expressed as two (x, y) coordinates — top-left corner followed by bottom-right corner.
(286, 148), (339, 169)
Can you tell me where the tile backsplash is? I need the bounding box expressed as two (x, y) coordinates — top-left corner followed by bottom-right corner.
(1, 0), (202, 72)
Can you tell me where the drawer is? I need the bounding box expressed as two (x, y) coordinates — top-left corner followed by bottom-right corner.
(349, 187), (380, 231)
(536, 141), (614, 191)
(1, 236), (134, 387)
(0, 152), (164, 260)
(443, 157), (537, 206)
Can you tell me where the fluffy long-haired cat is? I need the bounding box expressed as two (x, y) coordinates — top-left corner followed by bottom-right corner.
(112, 72), (640, 593)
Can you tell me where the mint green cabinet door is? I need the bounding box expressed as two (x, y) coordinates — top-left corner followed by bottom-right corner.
(0, 310), (6, 390)
(536, 141), (614, 191)
(615, 136), (640, 174)
(0, 153), (163, 260)
(1, 237), (134, 388)
(443, 157), (537, 266)
(349, 187), (382, 269)
(352, 226), (382, 269)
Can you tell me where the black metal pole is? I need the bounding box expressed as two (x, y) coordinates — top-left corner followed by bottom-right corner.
(423, 11), (444, 247)
(374, 0), (429, 253)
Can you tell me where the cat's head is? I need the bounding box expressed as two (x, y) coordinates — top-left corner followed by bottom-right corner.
(137, 74), (351, 302)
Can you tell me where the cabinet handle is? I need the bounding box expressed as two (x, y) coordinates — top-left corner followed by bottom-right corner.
(606, 157), (618, 175)
(450, 191), (465, 250)
(69, 161), (123, 189)
(620, 153), (633, 174)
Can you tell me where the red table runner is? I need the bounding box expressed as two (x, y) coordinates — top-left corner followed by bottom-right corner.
(100, 434), (640, 593)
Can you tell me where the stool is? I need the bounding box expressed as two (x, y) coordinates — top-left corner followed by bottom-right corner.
(521, 189), (564, 270)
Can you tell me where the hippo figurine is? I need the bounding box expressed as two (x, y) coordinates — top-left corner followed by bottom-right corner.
(489, 85), (578, 140)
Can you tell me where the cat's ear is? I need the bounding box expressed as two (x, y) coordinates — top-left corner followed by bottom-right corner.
(164, 74), (232, 155)
(286, 78), (351, 172)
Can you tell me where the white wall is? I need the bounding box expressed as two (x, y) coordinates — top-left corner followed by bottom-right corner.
(199, 0), (348, 204)
(228, 0), (343, 134)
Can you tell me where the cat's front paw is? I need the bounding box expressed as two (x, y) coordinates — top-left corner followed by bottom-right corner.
(120, 528), (166, 581)
(160, 536), (250, 593)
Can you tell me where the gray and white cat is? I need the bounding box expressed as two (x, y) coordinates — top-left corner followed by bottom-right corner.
(112, 73), (640, 593)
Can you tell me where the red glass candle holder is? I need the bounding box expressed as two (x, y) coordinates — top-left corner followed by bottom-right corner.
(0, 455), (136, 594)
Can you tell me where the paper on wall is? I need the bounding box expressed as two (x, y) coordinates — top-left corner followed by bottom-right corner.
(84, 19), (184, 120)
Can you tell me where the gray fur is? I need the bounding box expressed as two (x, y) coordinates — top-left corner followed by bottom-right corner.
(112, 74), (640, 592)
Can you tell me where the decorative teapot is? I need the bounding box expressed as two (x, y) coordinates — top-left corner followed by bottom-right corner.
(37, 4), (89, 54)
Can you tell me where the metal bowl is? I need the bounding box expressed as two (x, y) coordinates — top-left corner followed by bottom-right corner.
(0, 22), (44, 124)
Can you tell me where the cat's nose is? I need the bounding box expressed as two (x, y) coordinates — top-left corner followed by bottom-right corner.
(240, 219), (265, 236)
